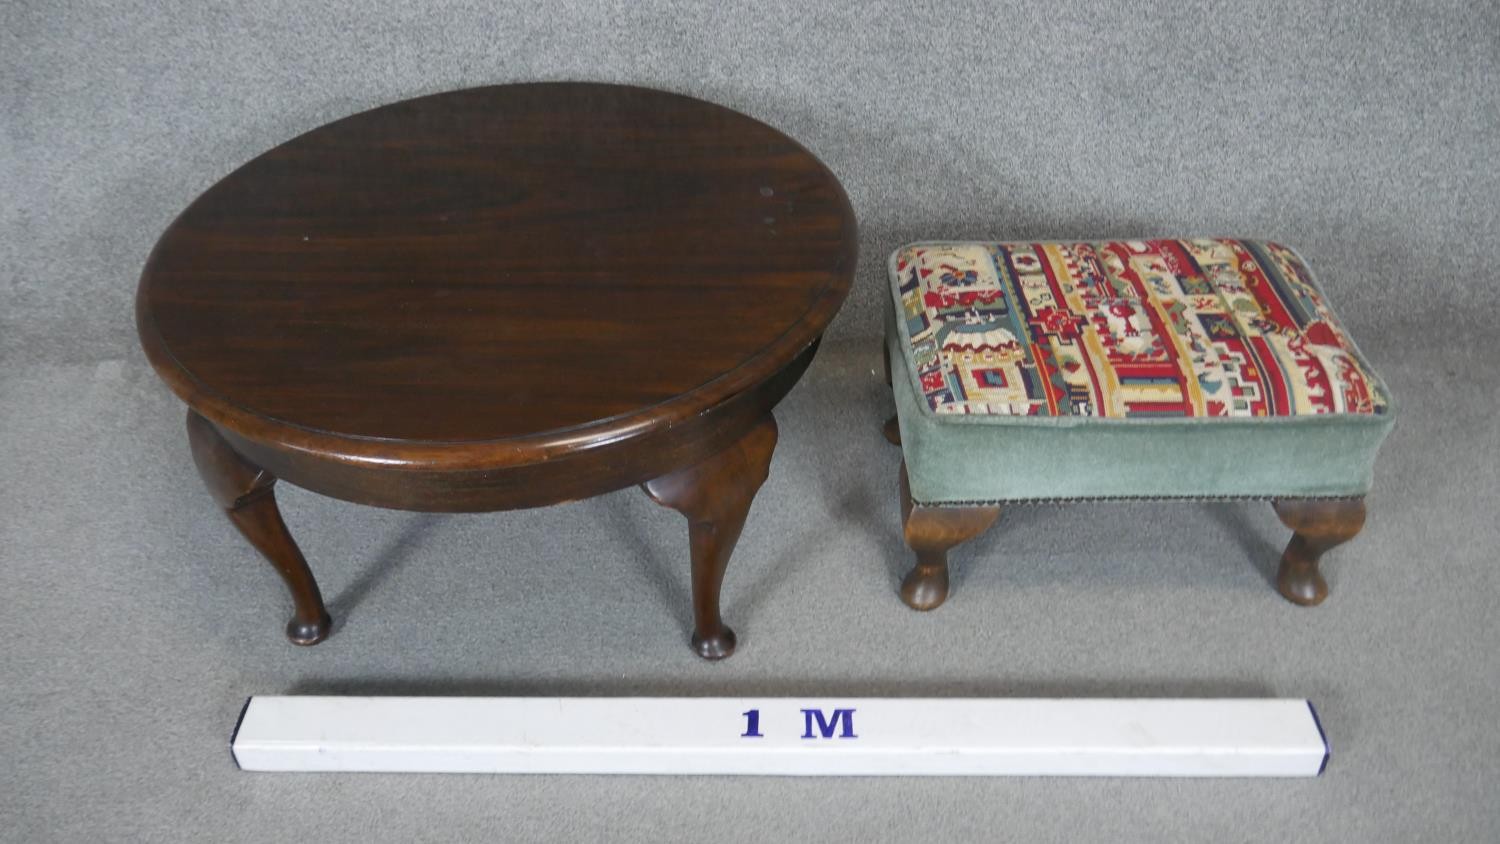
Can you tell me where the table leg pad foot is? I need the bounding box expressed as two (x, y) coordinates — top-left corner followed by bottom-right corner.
(691, 627), (737, 661)
(286, 612), (334, 646)
(900, 565), (949, 611)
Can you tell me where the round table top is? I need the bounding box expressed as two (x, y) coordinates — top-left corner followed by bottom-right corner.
(137, 83), (855, 464)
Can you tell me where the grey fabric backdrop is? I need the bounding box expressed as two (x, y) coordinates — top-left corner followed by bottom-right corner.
(6, 0), (1497, 354)
(3, 1), (1498, 842)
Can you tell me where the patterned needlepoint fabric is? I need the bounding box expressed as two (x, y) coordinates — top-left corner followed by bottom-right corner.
(893, 240), (1391, 419)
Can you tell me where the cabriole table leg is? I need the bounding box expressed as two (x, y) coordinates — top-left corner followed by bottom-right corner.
(898, 462), (1002, 611)
(185, 411), (332, 645)
(642, 415), (779, 660)
(1272, 497), (1366, 606)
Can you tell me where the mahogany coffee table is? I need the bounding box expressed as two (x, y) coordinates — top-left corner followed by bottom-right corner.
(136, 83), (856, 659)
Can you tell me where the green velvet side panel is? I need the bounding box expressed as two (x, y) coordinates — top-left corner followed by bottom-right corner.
(885, 306), (1395, 505)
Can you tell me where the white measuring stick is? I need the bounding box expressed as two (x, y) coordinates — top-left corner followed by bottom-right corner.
(231, 696), (1329, 777)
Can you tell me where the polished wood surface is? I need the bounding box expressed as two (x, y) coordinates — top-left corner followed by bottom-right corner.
(897, 462), (1002, 611)
(212, 340), (817, 513)
(138, 84), (856, 654)
(138, 82), (854, 465)
(642, 415), (779, 660)
(1273, 498), (1366, 606)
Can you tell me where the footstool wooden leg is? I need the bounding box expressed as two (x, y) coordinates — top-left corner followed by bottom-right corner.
(642, 415), (778, 660)
(1272, 498), (1366, 607)
(882, 340), (901, 445)
(898, 462), (1001, 610)
(185, 411), (332, 645)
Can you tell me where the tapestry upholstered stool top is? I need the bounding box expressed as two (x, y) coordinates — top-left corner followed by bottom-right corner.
(881, 239), (1395, 611)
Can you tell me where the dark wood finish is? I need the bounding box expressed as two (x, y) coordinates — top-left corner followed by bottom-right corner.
(1273, 498), (1366, 606)
(897, 462), (1002, 611)
(883, 415), (902, 446)
(891, 487), (1370, 609)
(882, 340), (901, 444)
(186, 410), (331, 645)
(215, 340), (818, 513)
(642, 415), (778, 660)
(137, 84), (856, 656)
(137, 83), (854, 462)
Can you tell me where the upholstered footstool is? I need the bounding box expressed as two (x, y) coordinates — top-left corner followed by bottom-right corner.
(883, 239), (1394, 609)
